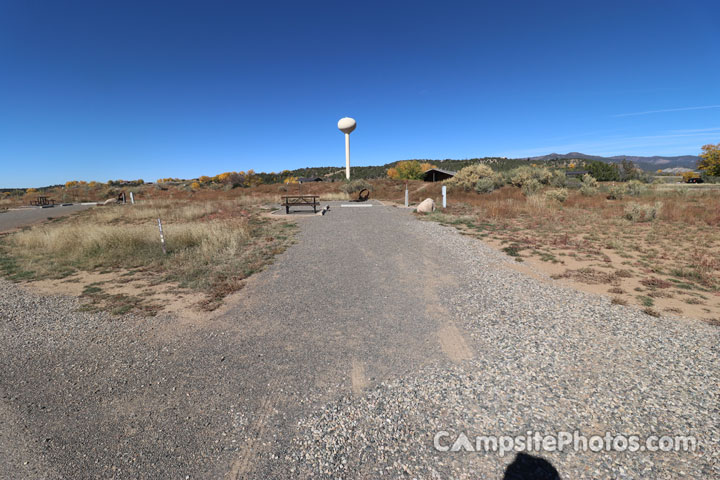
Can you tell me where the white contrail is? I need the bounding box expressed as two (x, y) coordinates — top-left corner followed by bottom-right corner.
(613, 105), (720, 117)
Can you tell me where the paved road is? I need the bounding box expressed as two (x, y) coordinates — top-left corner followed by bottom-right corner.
(0, 200), (716, 478)
(0, 204), (93, 233)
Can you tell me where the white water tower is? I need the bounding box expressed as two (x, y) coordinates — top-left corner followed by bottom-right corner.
(337, 117), (356, 180)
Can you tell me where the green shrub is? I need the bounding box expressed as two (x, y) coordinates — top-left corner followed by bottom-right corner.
(549, 170), (567, 187)
(521, 178), (542, 196)
(492, 173), (507, 189)
(587, 161), (620, 181)
(341, 179), (372, 194)
(445, 164), (494, 191)
(508, 166), (552, 187)
(475, 177), (496, 193)
(580, 174), (598, 196)
(700, 173), (720, 184)
(607, 184), (626, 200)
(624, 202), (662, 222)
(625, 179), (647, 196)
(544, 188), (568, 203)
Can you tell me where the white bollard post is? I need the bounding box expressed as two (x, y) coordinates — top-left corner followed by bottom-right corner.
(442, 185), (447, 208)
(157, 218), (167, 255)
(405, 183), (409, 207)
(130, 192), (135, 204)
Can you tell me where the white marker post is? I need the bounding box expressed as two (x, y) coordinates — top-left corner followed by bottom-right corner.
(405, 182), (409, 207)
(337, 117), (356, 180)
(157, 218), (167, 255)
(442, 185), (447, 208)
(130, 192), (135, 204)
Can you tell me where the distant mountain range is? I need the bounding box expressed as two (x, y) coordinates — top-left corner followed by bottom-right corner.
(527, 152), (700, 170)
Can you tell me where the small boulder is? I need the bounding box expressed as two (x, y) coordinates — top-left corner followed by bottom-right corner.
(416, 198), (435, 213)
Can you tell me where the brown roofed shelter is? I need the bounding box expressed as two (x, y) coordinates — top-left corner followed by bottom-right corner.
(422, 168), (456, 182)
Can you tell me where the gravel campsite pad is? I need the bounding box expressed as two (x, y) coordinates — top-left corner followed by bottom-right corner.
(288, 219), (719, 478)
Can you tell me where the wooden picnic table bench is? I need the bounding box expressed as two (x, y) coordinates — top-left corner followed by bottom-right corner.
(30, 196), (55, 207)
(281, 195), (319, 214)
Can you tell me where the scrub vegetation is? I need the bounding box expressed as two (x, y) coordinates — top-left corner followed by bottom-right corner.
(418, 169), (720, 324)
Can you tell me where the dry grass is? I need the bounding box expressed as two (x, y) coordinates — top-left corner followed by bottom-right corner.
(319, 192), (351, 201)
(0, 199), (296, 313)
(420, 184), (720, 322)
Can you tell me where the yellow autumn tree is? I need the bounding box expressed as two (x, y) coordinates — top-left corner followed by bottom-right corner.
(698, 143), (720, 176)
(216, 172), (233, 183)
(246, 169), (263, 186)
(190, 181), (201, 190)
(682, 171), (700, 183)
(387, 160), (427, 180)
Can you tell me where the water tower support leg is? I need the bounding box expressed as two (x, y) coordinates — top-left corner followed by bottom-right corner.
(345, 133), (350, 180)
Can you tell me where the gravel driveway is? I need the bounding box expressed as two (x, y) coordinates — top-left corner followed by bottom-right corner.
(0, 201), (717, 479)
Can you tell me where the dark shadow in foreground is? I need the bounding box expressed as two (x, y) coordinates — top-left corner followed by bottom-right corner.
(503, 452), (561, 480)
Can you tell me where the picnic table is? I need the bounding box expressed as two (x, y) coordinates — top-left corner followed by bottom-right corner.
(281, 195), (319, 214)
(30, 196), (55, 207)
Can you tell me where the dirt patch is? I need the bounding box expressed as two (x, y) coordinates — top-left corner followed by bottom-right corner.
(26, 270), (209, 318)
(437, 324), (473, 363)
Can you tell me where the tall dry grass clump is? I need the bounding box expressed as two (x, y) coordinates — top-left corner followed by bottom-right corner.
(1, 199), (295, 310)
(320, 192), (350, 201)
(8, 213), (251, 276)
(657, 190), (720, 226)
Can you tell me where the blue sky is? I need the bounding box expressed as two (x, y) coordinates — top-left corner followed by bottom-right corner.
(1, 0), (719, 188)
